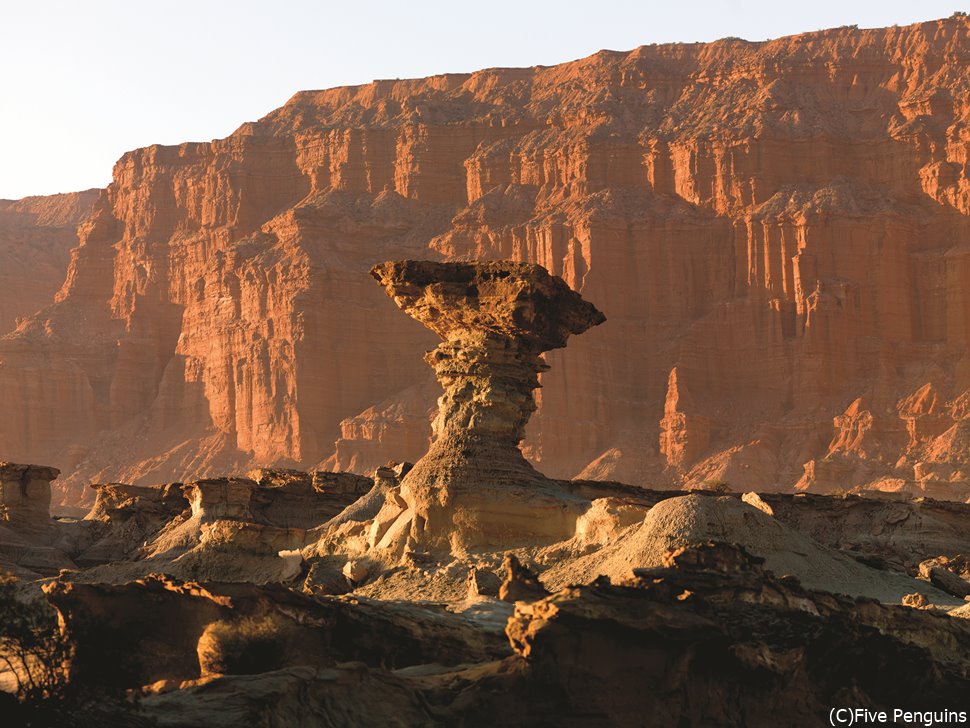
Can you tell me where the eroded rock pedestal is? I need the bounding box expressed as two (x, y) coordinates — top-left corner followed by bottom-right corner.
(0, 462), (59, 537)
(0, 461), (75, 577)
(369, 260), (605, 550)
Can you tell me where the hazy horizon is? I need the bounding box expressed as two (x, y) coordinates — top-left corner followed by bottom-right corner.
(1, 0), (964, 199)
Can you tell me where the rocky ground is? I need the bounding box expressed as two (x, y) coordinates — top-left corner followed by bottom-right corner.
(4, 468), (970, 726)
(2, 260), (970, 725)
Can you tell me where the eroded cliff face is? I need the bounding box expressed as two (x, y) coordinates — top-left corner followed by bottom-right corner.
(0, 191), (98, 335)
(3, 17), (970, 503)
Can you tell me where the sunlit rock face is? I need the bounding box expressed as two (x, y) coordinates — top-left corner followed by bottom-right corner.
(370, 260), (604, 447)
(370, 260), (604, 548)
(2, 18), (970, 503)
(0, 191), (98, 335)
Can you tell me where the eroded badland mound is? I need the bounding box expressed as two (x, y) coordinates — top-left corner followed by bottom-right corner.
(3, 17), (970, 505)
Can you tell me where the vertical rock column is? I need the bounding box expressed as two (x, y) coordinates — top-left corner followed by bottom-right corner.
(370, 260), (605, 550)
(0, 462), (60, 538)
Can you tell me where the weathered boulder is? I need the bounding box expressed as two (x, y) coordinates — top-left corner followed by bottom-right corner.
(498, 554), (549, 603)
(918, 555), (970, 598)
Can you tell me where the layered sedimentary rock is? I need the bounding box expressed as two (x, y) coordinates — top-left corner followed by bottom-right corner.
(369, 260), (604, 548)
(505, 544), (970, 726)
(756, 491), (970, 573)
(538, 493), (960, 603)
(798, 384), (970, 499)
(3, 18), (970, 503)
(0, 462), (59, 537)
(0, 191), (98, 335)
(0, 462), (73, 577)
(43, 542), (970, 727)
(43, 574), (509, 692)
(75, 471), (372, 583)
(68, 482), (191, 567)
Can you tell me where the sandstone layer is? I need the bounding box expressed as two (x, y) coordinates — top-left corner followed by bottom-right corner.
(3, 18), (970, 504)
(0, 191), (98, 336)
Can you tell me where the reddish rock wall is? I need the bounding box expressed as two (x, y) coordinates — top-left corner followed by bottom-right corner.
(2, 17), (970, 503)
(0, 190), (98, 334)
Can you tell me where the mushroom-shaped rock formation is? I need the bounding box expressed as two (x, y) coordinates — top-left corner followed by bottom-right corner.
(370, 260), (606, 550)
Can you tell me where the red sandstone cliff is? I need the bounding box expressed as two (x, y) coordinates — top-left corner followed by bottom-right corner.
(3, 17), (970, 504)
(0, 191), (98, 334)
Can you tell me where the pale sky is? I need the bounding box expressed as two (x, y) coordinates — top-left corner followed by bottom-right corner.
(0, 0), (964, 199)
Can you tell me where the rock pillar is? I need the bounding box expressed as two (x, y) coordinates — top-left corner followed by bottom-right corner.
(370, 260), (605, 549)
(0, 462), (60, 537)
